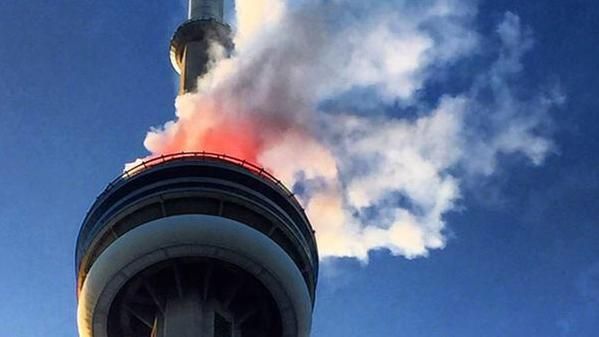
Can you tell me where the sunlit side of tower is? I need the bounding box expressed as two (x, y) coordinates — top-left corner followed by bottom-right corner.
(75, 1), (319, 337)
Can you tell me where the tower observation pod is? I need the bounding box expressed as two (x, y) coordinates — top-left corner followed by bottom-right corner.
(76, 154), (319, 337)
(75, 2), (319, 337)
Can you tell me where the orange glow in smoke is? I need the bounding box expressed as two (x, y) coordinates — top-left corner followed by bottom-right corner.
(152, 117), (264, 164)
(130, 94), (299, 176)
(138, 92), (277, 167)
(199, 119), (262, 163)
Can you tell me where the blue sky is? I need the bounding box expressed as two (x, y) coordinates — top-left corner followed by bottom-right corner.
(0, 1), (598, 337)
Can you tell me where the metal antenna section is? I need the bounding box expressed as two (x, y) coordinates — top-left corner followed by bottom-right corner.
(189, 0), (224, 22)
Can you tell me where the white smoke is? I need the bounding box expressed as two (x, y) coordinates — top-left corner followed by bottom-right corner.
(133, 0), (562, 261)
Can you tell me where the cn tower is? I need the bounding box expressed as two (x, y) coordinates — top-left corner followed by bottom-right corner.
(75, 1), (319, 336)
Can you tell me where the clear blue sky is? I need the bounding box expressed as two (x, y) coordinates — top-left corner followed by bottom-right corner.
(0, 1), (598, 336)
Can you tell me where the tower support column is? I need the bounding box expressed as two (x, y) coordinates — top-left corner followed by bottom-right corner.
(155, 290), (216, 337)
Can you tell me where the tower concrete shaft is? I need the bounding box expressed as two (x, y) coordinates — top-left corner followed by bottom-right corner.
(170, 0), (232, 94)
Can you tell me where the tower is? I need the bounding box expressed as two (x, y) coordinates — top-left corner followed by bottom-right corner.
(75, 2), (319, 337)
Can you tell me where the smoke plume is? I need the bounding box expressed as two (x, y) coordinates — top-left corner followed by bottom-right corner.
(129, 0), (562, 261)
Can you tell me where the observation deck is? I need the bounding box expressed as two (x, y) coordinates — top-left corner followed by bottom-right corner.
(76, 153), (319, 337)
